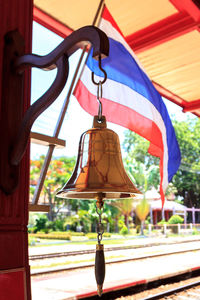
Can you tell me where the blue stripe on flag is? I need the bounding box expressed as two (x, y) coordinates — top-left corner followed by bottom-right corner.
(86, 38), (181, 182)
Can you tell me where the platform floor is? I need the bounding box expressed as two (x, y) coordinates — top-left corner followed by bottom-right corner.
(31, 236), (200, 300)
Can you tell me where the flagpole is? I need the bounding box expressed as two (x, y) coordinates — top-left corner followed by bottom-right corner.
(32, 0), (105, 206)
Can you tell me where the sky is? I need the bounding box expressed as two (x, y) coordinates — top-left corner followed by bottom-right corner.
(30, 22), (196, 160)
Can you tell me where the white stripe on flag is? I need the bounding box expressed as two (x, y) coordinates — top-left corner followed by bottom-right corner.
(99, 18), (147, 74)
(80, 65), (169, 191)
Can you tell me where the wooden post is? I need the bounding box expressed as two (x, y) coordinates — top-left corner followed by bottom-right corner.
(0, 1), (32, 299)
(184, 210), (187, 226)
(162, 207), (165, 220)
(148, 224), (152, 235)
(192, 207), (195, 224)
(150, 206), (153, 224)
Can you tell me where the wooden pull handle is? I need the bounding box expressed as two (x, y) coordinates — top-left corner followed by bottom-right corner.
(95, 244), (105, 297)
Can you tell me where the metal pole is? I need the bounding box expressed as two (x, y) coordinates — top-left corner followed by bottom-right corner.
(32, 0), (105, 205)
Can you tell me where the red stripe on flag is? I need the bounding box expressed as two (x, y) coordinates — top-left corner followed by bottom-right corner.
(102, 6), (125, 38)
(74, 80), (164, 150)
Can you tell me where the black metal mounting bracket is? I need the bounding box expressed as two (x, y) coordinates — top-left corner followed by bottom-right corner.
(0, 25), (109, 194)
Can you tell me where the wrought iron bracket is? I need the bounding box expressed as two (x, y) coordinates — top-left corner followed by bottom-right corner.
(0, 26), (109, 194)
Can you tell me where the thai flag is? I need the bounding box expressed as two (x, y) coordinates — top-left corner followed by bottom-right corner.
(74, 5), (181, 205)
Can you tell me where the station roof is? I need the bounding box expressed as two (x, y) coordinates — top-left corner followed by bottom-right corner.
(33, 0), (200, 117)
(151, 199), (187, 211)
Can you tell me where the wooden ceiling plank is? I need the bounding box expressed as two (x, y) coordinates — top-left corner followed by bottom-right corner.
(153, 81), (200, 117)
(126, 12), (199, 53)
(33, 1), (200, 117)
(153, 81), (185, 106)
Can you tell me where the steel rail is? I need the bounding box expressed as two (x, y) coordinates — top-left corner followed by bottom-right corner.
(143, 280), (200, 300)
(31, 245), (200, 276)
(29, 239), (200, 261)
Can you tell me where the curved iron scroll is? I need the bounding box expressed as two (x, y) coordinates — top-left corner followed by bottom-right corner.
(15, 25), (109, 73)
(11, 25), (109, 166)
(0, 25), (109, 194)
(11, 55), (69, 166)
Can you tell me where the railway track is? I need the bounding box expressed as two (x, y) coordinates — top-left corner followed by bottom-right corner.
(87, 272), (200, 300)
(31, 241), (200, 276)
(31, 239), (200, 300)
(29, 239), (200, 261)
(143, 280), (200, 299)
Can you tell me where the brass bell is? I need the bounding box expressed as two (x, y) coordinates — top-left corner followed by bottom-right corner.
(57, 115), (140, 200)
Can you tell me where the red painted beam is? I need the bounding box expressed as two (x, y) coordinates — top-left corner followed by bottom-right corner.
(182, 99), (200, 112)
(170, 0), (200, 22)
(126, 12), (198, 53)
(32, 4), (200, 119)
(152, 81), (185, 107)
(153, 82), (200, 118)
(33, 6), (73, 38)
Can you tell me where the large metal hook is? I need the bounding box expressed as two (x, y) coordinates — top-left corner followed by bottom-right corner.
(91, 56), (107, 122)
(91, 55), (107, 85)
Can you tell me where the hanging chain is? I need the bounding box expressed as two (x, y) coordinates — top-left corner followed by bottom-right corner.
(91, 55), (107, 122)
(97, 81), (102, 121)
(96, 204), (104, 244)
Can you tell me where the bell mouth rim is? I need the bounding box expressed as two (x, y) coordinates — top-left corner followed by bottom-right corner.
(56, 190), (139, 200)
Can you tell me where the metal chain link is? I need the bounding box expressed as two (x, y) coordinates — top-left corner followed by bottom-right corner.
(97, 81), (103, 121)
(91, 56), (107, 122)
(96, 205), (104, 244)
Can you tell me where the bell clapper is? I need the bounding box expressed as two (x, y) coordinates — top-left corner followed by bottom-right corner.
(95, 194), (105, 297)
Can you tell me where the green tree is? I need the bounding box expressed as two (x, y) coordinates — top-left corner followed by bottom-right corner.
(30, 156), (76, 221)
(124, 158), (159, 194)
(35, 214), (48, 232)
(172, 117), (200, 207)
(110, 198), (134, 232)
(123, 131), (159, 168)
(123, 131), (160, 194)
(123, 116), (200, 208)
(135, 198), (150, 235)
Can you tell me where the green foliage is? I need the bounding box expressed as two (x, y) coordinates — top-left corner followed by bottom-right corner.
(124, 157), (159, 194)
(29, 232), (71, 240)
(30, 156), (76, 221)
(123, 130), (160, 193)
(110, 199), (134, 231)
(144, 219), (150, 225)
(192, 227), (200, 235)
(28, 226), (37, 234)
(77, 209), (91, 233)
(67, 231), (85, 236)
(168, 215), (184, 224)
(172, 118), (200, 207)
(86, 233), (97, 240)
(136, 225), (141, 234)
(118, 217), (125, 230)
(54, 219), (65, 231)
(35, 214), (48, 232)
(86, 232), (111, 239)
(103, 232), (111, 238)
(135, 198), (150, 221)
(28, 236), (36, 246)
(123, 117), (200, 208)
(123, 131), (159, 167)
(120, 225), (129, 235)
(157, 219), (168, 225)
(33, 214), (68, 233)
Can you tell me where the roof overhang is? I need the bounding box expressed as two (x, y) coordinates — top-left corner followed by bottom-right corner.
(33, 0), (200, 117)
